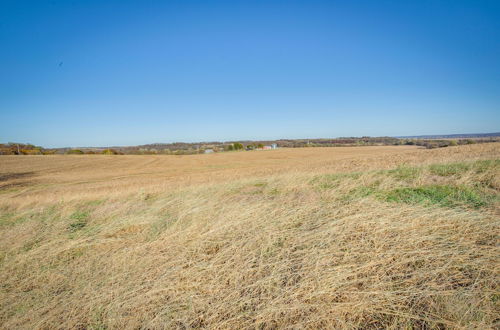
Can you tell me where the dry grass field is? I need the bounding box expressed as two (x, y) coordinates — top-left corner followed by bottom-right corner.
(0, 144), (499, 329)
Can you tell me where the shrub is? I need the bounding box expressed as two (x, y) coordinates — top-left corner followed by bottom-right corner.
(102, 149), (119, 155)
(66, 149), (84, 155)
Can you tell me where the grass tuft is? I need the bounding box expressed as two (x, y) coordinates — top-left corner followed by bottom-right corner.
(68, 210), (90, 232)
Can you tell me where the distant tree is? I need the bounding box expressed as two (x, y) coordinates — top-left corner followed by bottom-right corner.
(257, 143), (264, 149)
(102, 149), (119, 155)
(233, 143), (244, 150)
(66, 149), (84, 154)
(424, 142), (437, 149)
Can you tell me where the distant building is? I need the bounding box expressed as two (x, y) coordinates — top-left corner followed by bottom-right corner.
(271, 143), (278, 149)
(263, 146), (272, 150)
(204, 149), (214, 154)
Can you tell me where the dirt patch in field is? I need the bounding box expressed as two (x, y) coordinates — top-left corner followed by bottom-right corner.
(0, 172), (35, 190)
(0, 172), (34, 182)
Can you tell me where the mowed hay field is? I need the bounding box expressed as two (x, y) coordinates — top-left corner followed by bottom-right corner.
(0, 144), (499, 329)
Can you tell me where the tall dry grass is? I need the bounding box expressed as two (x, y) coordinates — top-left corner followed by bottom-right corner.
(0, 143), (499, 329)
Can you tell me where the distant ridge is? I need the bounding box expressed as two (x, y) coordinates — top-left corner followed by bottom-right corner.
(395, 132), (500, 139)
(3, 133), (499, 155)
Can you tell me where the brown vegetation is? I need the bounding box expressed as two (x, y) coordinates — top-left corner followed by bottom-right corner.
(0, 143), (498, 328)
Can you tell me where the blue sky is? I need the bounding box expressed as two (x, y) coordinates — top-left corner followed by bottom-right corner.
(1, 0), (499, 147)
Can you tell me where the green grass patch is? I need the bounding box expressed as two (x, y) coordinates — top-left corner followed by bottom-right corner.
(0, 212), (16, 227)
(429, 160), (499, 177)
(68, 210), (90, 232)
(310, 160), (499, 208)
(348, 186), (377, 199)
(383, 185), (491, 208)
(386, 166), (421, 182)
(335, 186), (378, 202)
(473, 159), (500, 173)
(0, 206), (60, 228)
(429, 163), (471, 177)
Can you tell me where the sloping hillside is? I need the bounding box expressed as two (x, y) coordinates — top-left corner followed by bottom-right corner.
(0, 144), (498, 328)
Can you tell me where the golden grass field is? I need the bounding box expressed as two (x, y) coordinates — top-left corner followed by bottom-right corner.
(0, 144), (499, 329)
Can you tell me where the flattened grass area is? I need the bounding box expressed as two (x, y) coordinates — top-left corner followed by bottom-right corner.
(0, 146), (498, 329)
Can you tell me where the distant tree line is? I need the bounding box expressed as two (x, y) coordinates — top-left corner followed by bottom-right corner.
(64, 149), (123, 155)
(1, 136), (499, 155)
(0, 143), (50, 155)
(400, 138), (498, 149)
(0, 143), (127, 155)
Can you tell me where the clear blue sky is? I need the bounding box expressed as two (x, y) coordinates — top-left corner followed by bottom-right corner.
(1, 0), (499, 147)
